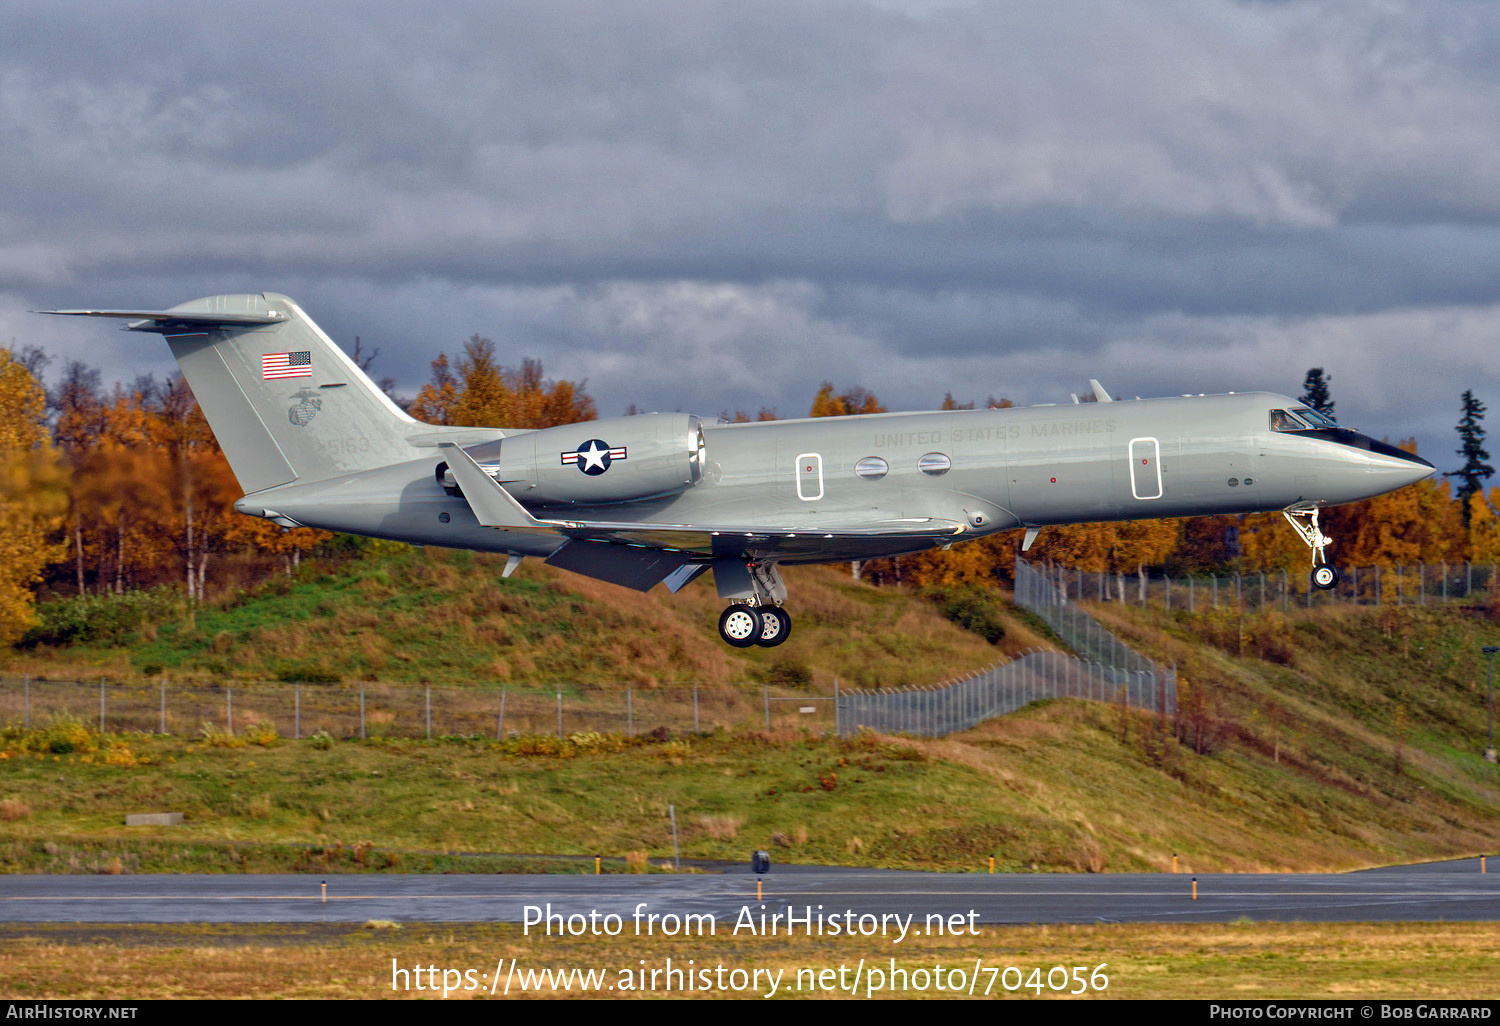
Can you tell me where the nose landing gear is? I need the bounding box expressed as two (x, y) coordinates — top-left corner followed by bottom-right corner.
(1285, 507), (1340, 590)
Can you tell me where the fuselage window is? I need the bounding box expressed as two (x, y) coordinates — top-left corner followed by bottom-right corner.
(854, 456), (889, 480)
(918, 452), (952, 476)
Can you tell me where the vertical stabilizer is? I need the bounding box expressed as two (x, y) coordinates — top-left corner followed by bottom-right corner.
(44, 293), (422, 493)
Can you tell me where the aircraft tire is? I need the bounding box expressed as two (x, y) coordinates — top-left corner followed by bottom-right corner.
(1311, 564), (1339, 591)
(755, 607), (792, 648)
(719, 604), (761, 648)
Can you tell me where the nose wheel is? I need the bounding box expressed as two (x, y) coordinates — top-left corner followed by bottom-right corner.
(717, 604), (793, 647)
(1285, 507), (1340, 591)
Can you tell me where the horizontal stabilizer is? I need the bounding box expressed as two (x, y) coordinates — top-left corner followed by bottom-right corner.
(39, 308), (289, 333)
(440, 442), (555, 532)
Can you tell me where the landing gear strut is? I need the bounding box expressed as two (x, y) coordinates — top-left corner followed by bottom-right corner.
(1284, 507), (1340, 590)
(714, 560), (793, 647)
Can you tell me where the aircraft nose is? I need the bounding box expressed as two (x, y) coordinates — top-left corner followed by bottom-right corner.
(1367, 449), (1436, 490)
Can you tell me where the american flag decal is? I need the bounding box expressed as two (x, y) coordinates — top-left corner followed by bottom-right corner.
(262, 351), (312, 379)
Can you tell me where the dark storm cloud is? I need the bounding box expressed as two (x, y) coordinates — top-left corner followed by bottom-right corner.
(4, 0), (1500, 466)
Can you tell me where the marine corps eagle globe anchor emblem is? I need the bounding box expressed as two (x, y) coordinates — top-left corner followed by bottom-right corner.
(288, 388), (323, 427)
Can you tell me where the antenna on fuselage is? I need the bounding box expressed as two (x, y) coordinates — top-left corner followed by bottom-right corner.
(1088, 379), (1113, 403)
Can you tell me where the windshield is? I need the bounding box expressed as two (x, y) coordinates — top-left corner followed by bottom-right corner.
(1292, 406), (1337, 428)
(1271, 407), (1338, 432)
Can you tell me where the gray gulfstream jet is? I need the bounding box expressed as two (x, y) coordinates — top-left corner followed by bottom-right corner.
(44, 294), (1434, 647)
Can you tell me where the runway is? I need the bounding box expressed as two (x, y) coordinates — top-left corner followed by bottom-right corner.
(3, 859), (1497, 925)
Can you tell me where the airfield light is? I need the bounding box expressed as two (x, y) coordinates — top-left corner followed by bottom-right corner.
(1483, 646), (1499, 764)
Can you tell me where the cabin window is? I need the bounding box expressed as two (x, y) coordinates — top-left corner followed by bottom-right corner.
(918, 452), (951, 476)
(854, 456), (889, 480)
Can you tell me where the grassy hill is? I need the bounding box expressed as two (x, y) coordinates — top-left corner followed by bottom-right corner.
(7, 545), (1032, 687)
(3, 547), (1500, 873)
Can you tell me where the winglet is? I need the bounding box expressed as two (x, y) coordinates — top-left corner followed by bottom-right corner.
(1088, 379), (1113, 403)
(440, 443), (555, 531)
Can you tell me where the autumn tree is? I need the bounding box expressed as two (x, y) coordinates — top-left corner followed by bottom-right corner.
(1445, 390), (1493, 529)
(0, 348), (66, 644)
(809, 383), (886, 417)
(412, 336), (595, 429)
(1299, 368), (1335, 419)
(1330, 440), (1461, 567)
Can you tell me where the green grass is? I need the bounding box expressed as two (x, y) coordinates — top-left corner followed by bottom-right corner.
(10, 548), (1021, 688)
(6, 550), (1500, 876)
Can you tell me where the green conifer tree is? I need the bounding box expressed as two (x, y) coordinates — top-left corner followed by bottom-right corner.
(1445, 390), (1494, 528)
(1298, 368), (1335, 418)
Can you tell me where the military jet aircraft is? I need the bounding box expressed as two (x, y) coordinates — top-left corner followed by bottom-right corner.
(44, 294), (1434, 647)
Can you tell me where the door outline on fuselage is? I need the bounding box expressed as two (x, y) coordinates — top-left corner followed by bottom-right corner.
(796, 452), (824, 501)
(1128, 437), (1163, 500)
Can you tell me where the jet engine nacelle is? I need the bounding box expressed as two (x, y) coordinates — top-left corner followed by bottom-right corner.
(442, 413), (706, 506)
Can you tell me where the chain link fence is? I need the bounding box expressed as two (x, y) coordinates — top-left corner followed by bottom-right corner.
(0, 677), (841, 740)
(835, 649), (1172, 738)
(1025, 560), (1498, 614)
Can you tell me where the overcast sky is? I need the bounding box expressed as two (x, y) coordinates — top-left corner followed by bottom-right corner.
(4, 0), (1498, 472)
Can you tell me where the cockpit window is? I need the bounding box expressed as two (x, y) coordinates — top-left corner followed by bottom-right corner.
(1271, 407), (1338, 432)
(1293, 406), (1337, 428)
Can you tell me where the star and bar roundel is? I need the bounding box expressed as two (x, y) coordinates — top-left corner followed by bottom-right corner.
(561, 439), (627, 475)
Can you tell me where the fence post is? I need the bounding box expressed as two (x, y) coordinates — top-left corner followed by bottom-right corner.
(834, 678), (840, 738)
(99, 679), (105, 733)
(557, 690), (563, 739)
(1441, 562), (1447, 603)
(1397, 565), (1404, 606)
(497, 685), (507, 739)
(23, 675), (29, 729)
(627, 685), (634, 737)
(360, 685), (366, 739)
(764, 685), (771, 731)
(425, 685), (432, 739)
(693, 685), (699, 733)
(1418, 562), (1425, 605)
(1259, 572), (1266, 611)
(226, 684), (232, 735)
(295, 684), (300, 740)
(159, 676), (166, 735)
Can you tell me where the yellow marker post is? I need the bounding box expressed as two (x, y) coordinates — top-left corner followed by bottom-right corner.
(596, 856), (601, 876)
(1172, 854), (1178, 874)
(1192, 877), (1197, 901)
(989, 856), (995, 874)
(757, 879), (762, 901)
(1482, 856), (1487, 874)
(321, 881), (327, 904)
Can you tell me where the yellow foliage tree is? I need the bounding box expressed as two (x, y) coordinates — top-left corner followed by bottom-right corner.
(414, 336), (596, 429)
(0, 349), (66, 644)
(809, 383), (886, 417)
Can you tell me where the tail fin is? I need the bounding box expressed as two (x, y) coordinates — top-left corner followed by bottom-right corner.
(43, 293), (424, 493)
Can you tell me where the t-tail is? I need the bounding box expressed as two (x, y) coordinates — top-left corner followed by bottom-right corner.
(40, 293), (453, 494)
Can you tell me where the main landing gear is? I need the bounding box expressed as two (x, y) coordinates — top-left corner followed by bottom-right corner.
(718, 603), (793, 648)
(1284, 507), (1340, 590)
(714, 560), (792, 647)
